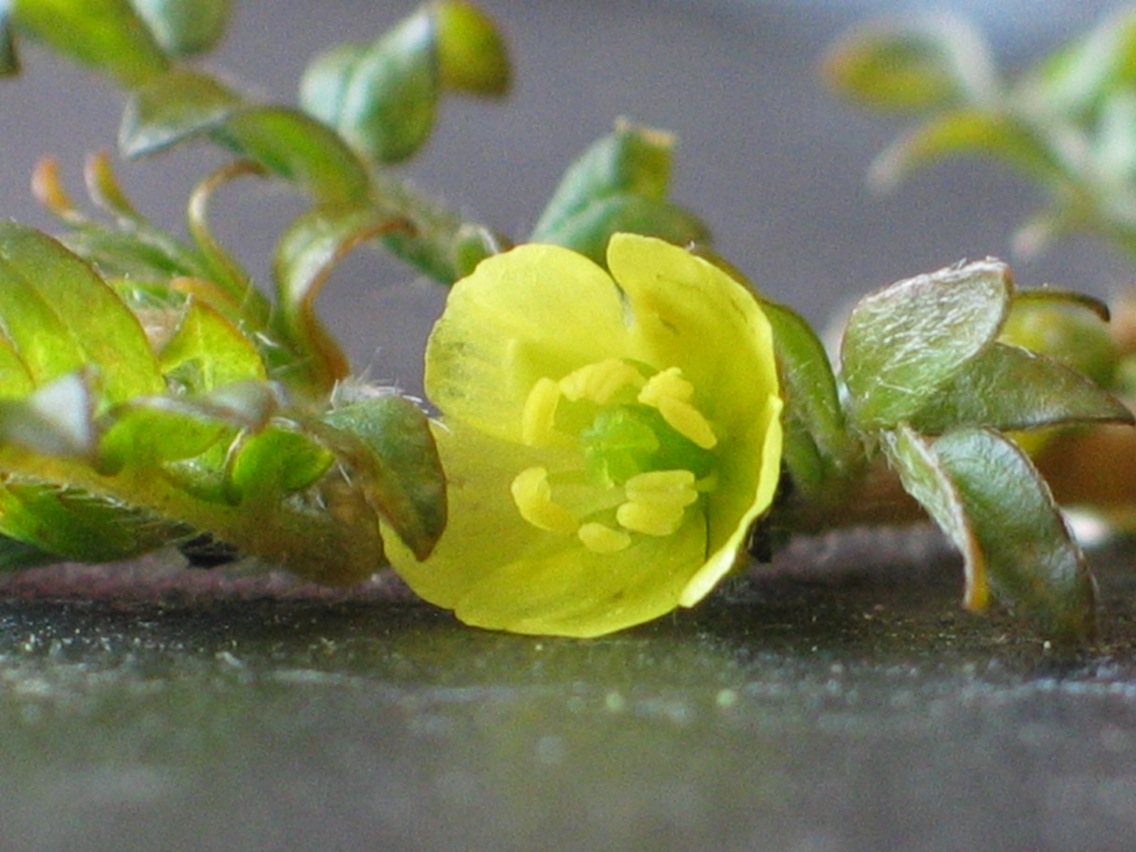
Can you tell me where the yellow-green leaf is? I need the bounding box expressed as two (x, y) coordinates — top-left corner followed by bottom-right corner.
(0, 223), (164, 402)
(11, 0), (169, 86)
(213, 106), (371, 205)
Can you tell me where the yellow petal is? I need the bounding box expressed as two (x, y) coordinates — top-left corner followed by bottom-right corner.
(385, 420), (707, 638)
(425, 245), (630, 443)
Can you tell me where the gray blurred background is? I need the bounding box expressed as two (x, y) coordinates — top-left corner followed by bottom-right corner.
(2, 0), (1133, 393)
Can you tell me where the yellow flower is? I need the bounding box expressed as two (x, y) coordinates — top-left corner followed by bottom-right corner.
(389, 233), (783, 637)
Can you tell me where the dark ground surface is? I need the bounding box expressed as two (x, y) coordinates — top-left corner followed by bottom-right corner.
(2, 529), (1136, 851)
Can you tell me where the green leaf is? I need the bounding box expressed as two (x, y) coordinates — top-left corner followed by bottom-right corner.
(369, 170), (497, 283)
(227, 424), (334, 502)
(97, 379), (280, 483)
(317, 396), (446, 560)
(0, 481), (184, 562)
(298, 2), (509, 165)
(0, 374), (190, 562)
(1000, 292), (1119, 387)
(433, 0), (510, 96)
(0, 333), (35, 400)
(158, 298), (267, 393)
(451, 223), (504, 278)
(869, 110), (1060, 191)
(0, 1), (18, 75)
(933, 427), (1097, 642)
(532, 123), (675, 241)
(0, 223), (164, 402)
(130, 0), (231, 57)
(822, 16), (996, 112)
(759, 300), (858, 486)
(908, 342), (1134, 434)
(530, 193), (709, 268)
(96, 396), (233, 474)
(840, 259), (1012, 430)
(883, 423), (1098, 642)
(120, 68), (242, 158)
(212, 106), (371, 205)
(880, 424), (987, 609)
(1018, 8), (1136, 117)
(299, 14), (437, 164)
(11, 0), (169, 86)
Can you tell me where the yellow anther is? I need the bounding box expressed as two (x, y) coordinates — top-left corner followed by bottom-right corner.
(639, 367), (693, 403)
(578, 522), (632, 553)
(616, 500), (687, 536)
(638, 368), (717, 449)
(624, 469), (700, 505)
(521, 377), (562, 446)
(511, 466), (579, 534)
(655, 397), (717, 449)
(559, 358), (645, 404)
(616, 469), (699, 536)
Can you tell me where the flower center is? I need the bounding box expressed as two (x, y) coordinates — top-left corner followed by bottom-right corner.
(512, 358), (718, 553)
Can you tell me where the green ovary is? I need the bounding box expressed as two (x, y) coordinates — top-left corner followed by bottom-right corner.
(512, 357), (718, 553)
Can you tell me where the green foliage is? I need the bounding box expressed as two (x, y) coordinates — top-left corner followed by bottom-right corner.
(822, 15), (997, 112)
(10, 0), (169, 86)
(823, 8), (1136, 263)
(0, 204), (447, 584)
(531, 122), (710, 267)
(130, 0), (231, 57)
(776, 259), (1131, 641)
(299, 0), (509, 165)
(881, 424), (1097, 642)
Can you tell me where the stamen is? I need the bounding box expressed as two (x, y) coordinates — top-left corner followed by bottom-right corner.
(521, 377), (562, 446)
(559, 358), (645, 404)
(616, 469), (699, 536)
(511, 466), (579, 534)
(578, 522), (631, 553)
(638, 368), (717, 449)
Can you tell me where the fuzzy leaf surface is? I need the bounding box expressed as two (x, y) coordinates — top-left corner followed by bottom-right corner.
(881, 423), (987, 609)
(908, 342), (1134, 434)
(531, 124), (674, 242)
(932, 426), (1097, 642)
(841, 259), (1011, 430)
(318, 396), (446, 561)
